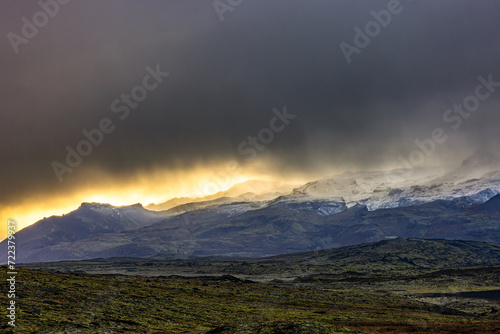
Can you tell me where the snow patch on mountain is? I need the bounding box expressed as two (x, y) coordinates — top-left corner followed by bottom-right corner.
(289, 152), (500, 211)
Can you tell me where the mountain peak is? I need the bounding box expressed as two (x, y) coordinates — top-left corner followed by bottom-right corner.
(126, 203), (144, 208)
(78, 202), (145, 213)
(80, 202), (114, 209)
(465, 194), (500, 215)
(476, 193), (500, 209)
(80, 202), (144, 208)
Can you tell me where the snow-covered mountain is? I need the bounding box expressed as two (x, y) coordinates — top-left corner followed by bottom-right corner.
(144, 152), (500, 218)
(290, 152), (500, 212)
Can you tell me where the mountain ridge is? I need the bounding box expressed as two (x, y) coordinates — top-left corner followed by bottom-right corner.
(3, 152), (500, 264)
(3, 193), (500, 263)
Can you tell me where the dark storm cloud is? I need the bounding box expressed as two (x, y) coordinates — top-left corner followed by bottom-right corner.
(1, 0), (500, 206)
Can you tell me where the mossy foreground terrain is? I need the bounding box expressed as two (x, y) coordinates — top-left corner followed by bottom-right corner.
(1, 265), (500, 333)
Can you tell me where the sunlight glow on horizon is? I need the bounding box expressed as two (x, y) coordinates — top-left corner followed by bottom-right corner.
(0, 155), (327, 241)
(0, 165), (255, 240)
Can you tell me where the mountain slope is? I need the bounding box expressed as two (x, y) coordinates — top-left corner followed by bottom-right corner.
(7, 194), (500, 263)
(0, 203), (168, 263)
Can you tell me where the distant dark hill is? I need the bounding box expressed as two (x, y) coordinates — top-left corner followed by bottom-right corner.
(261, 238), (500, 273)
(23, 238), (500, 278)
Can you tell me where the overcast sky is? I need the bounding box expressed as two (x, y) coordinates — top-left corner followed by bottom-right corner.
(1, 0), (500, 234)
